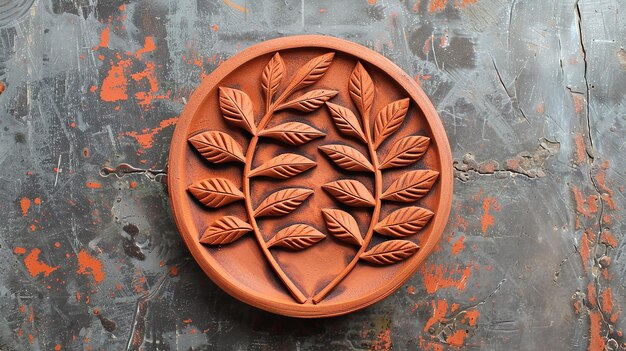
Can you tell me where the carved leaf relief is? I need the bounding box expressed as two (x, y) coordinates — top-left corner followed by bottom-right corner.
(188, 131), (245, 164)
(319, 144), (374, 172)
(200, 216), (253, 245)
(254, 188), (314, 218)
(259, 122), (325, 145)
(188, 178), (244, 208)
(374, 207), (434, 238)
(381, 170), (439, 203)
(360, 240), (419, 265)
(219, 87), (257, 134)
(321, 208), (363, 246)
(323, 179), (376, 207)
(249, 153), (316, 179)
(266, 224), (326, 250)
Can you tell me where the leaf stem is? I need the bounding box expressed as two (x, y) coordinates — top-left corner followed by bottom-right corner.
(313, 108), (382, 304)
(243, 93), (308, 304)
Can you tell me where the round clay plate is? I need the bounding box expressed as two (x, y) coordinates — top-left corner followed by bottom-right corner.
(168, 35), (452, 318)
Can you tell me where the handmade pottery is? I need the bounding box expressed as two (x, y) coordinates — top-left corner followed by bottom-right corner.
(168, 35), (453, 318)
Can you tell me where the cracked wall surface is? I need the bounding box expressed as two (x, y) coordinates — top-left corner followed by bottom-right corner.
(0, 0), (624, 350)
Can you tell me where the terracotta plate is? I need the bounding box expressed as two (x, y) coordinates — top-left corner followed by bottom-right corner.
(168, 35), (452, 317)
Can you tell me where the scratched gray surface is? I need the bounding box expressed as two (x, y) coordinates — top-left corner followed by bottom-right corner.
(0, 0), (625, 350)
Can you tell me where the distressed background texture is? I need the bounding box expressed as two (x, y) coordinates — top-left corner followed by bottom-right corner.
(0, 0), (624, 350)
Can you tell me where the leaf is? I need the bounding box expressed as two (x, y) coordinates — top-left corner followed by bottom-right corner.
(249, 153), (316, 179)
(266, 224), (326, 250)
(322, 179), (375, 207)
(379, 136), (430, 170)
(259, 122), (326, 145)
(374, 207), (434, 237)
(200, 216), (252, 245)
(319, 144), (374, 172)
(219, 87), (256, 134)
(326, 102), (367, 143)
(360, 240), (419, 265)
(349, 61), (375, 118)
(381, 170), (439, 203)
(261, 52), (285, 105)
(276, 89), (338, 112)
(282, 52), (335, 96)
(188, 131), (245, 164)
(188, 178), (244, 208)
(321, 208), (363, 246)
(373, 98), (410, 149)
(254, 188), (314, 217)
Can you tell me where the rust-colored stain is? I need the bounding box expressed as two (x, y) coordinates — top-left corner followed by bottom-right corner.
(481, 197), (495, 234)
(86, 182), (101, 189)
(451, 235), (465, 255)
(421, 264), (471, 294)
(571, 186), (599, 219)
(600, 287), (613, 314)
(20, 197), (31, 216)
(223, 0), (248, 12)
(100, 58), (131, 102)
(122, 116), (178, 149)
(76, 250), (105, 285)
(369, 328), (391, 350)
(94, 26), (110, 50)
(572, 93), (585, 113)
(424, 299), (449, 332)
(588, 310), (606, 351)
(23, 249), (59, 277)
(135, 37), (156, 58)
(429, 0), (448, 13)
(13, 247), (26, 254)
(594, 161), (616, 210)
(574, 133), (586, 164)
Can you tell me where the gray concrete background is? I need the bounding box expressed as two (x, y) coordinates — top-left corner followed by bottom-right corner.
(0, 0), (624, 350)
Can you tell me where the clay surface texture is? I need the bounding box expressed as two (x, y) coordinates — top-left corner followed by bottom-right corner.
(169, 36), (452, 317)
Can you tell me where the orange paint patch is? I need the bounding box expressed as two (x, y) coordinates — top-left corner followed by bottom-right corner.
(574, 133), (586, 164)
(122, 116), (178, 149)
(100, 58), (131, 102)
(429, 0), (448, 13)
(458, 0), (477, 7)
(463, 309), (480, 326)
(600, 287), (613, 313)
(587, 282), (597, 308)
(169, 265), (179, 277)
(135, 37), (156, 59)
(571, 186), (598, 218)
(55, 344), (61, 350)
(600, 230), (617, 248)
(20, 197), (31, 216)
(421, 264), (472, 294)
(451, 236), (465, 255)
(424, 299), (448, 332)
(595, 162), (616, 210)
(572, 93), (585, 113)
(481, 197), (495, 234)
(77, 250), (105, 285)
(94, 27), (110, 50)
(367, 0), (377, 4)
(24, 249), (59, 277)
(446, 329), (466, 347)
(223, 0), (248, 12)
(86, 182), (101, 189)
(588, 310), (605, 351)
(14, 247), (26, 254)
(130, 62), (167, 108)
(370, 328), (391, 351)
(211, 24), (219, 31)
